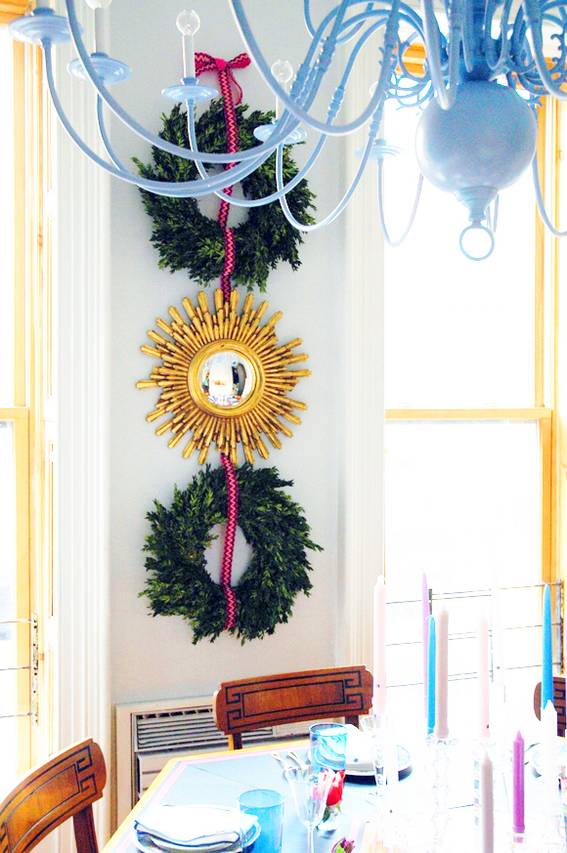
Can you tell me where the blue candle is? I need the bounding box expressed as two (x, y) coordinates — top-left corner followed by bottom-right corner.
(427, 614), (436, 735)
(542, 584), (554, 709)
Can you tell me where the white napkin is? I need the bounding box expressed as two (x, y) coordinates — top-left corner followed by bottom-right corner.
(135, 804), (257, 849)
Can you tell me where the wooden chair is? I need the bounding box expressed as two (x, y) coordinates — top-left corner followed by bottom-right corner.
(213, 666), (373, 749)
(0, 738), (106, 852)
(533, 676), (567, 736)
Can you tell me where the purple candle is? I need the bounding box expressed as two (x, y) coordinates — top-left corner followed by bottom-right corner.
(513, 731), (525, 836)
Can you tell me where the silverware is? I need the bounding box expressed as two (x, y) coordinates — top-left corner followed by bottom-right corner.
(286, 750), (309, 772)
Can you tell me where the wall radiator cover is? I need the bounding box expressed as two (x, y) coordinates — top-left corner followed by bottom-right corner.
(115, 695), (309, 826)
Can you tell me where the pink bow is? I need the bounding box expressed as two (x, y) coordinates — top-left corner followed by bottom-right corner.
(195, 51), (251, 104)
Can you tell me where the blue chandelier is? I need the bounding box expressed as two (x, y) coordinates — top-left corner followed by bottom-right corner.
(9, 0), (567, 260)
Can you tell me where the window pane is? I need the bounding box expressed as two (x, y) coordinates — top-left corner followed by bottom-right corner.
(383, 102), (535, 408)
(384, 420), (541, 596)
(0, 420), (19, 792)
(0, 29), (14, 405)
(385, 586), (550, 743)
(384, 420), (544, 740)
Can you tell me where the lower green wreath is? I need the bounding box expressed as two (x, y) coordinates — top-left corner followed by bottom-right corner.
(141, 464), (322, 643)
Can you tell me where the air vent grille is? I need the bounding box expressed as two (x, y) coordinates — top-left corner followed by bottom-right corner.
(134, 702), (273, 753)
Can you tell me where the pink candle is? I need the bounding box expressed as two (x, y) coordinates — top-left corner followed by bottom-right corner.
(422, 573), (430, 713)
(513, 731), (525, 836)
(479, 615), (490, 741)
(373, 576), (387, 715)
(435, 608), (449, 739)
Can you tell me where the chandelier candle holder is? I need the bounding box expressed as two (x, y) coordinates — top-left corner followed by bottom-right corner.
(9, 0), (567, 261)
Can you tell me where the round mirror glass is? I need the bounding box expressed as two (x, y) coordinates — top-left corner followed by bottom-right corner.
(199, 350), (256, 409)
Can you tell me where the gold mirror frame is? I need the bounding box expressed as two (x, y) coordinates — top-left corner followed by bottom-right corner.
(137, 289), (310, 464)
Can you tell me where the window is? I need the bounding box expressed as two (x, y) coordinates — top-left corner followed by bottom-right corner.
(0, 4), (49, 794)
(381, 92), (562, 737)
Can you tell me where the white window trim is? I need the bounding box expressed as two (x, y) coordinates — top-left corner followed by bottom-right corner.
(51, 1), (111, 844)
(340, 48), (385, 669)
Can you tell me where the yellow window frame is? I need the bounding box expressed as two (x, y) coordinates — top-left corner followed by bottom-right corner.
(384, 67), (563, 595)
(1, 2), (50, 775)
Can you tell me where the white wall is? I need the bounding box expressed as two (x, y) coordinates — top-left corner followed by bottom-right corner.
(108, 1), (348, 705)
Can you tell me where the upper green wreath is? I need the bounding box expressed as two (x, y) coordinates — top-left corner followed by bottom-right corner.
(134, 101), (316, 292)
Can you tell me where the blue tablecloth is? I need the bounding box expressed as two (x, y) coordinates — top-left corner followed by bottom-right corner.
(110, 746), (375, 852)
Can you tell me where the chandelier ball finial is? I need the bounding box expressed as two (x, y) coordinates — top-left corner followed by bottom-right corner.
(416, 81), (537, 203)
(176, 9), (200, 37)
(271, 59), (294, 87)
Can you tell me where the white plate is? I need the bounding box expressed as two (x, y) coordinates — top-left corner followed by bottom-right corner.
(135, 821), (261, 853)
(345, 725), (412, 779)
(134, 804), (261, 853)
(527, 737), (567, 778)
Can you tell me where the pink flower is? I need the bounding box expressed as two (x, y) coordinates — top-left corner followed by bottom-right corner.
(331, 838), (355, 853)
(326, 770), (346, 807)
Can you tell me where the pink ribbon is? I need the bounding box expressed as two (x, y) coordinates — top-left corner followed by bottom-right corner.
(195, 52), (251, 630)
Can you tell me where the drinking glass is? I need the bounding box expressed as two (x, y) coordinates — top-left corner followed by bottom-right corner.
(361, 714), (388, 806)
(284, 766), (334, 853)
(309, 722), (348, 773)
(238, 788), (284, 853)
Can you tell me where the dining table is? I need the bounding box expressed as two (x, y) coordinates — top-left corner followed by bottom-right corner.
(103, 739), (387, 852)
(103, 737), (565, 852)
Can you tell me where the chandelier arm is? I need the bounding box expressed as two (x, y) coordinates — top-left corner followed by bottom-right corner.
(304, 0), (378, 45)
(522, 0), (567, 98)
(421, 0), (460, 110)
(509, 8), (536, 75)
(491, 194), (499, 233)
(44, 44), (274, 198)
(532, 156), (567, 235)
(270, 0), (400, 231)
(182, 10), (395, 209)
(376, 162), (424, 246)
(63, 0), (298, 165)
(228, 0), (400, 135)
(462, 0), (479, 73)
(185, 105), (328, 208)
(96, 96), (127, 172)
(274, 13), (397, 236)
(275, 124), (376, 231)
(483, 0), (513, 73)
(186, 3), (421, 209)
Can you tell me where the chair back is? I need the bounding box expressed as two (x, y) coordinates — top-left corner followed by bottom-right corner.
(0, 739), (106, 852)
(213, 666), (373, 749)
(533, 676), (567, 736)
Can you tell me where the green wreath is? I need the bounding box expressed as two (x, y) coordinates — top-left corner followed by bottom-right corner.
(141, 464), (322, 643)
(134, 101), (316, 291)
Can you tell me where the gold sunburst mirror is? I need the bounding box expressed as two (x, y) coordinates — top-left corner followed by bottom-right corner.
(137, 289), (310, 464)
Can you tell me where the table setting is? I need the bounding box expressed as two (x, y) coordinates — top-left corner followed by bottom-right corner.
(112, 576), (567, 853)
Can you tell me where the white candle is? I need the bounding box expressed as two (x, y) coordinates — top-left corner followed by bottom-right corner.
(479, 614), (490, 741)
(94, 7), (106, 53)
(480, 751), (494, 853)
(435, 607), (449, 739)
(373, 576), (387, 716)
(176, 10), (200, 79)
(542, 700), (559, 820)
